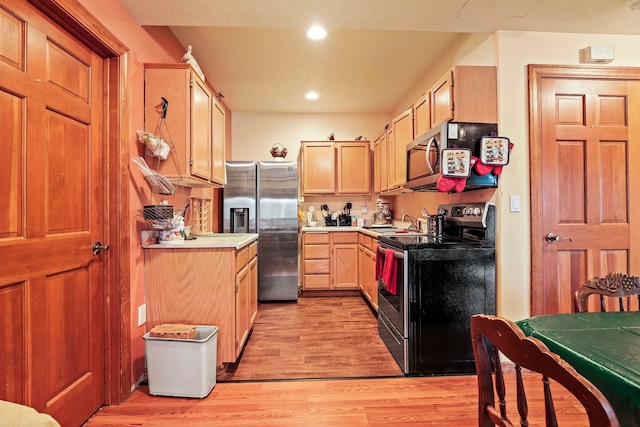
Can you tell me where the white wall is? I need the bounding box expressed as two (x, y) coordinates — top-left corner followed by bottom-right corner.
(230, 112), (390, 161)
(496, 31), (640, 321)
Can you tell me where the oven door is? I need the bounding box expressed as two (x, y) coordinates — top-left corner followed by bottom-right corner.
(377, 243), (407, 337)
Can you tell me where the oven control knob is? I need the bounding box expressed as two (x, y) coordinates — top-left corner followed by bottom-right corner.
(472, 207), (482, 216)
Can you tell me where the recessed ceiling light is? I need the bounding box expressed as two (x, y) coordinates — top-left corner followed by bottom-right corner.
(307, 25), (327, 40)
(305, 91), (319, 100)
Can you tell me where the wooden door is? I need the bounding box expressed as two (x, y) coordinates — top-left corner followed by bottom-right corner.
(0, 1), (106, 425)
(530, 65), (640, 315)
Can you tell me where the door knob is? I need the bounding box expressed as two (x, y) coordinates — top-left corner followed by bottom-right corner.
(545, 233), (572, 244)
(92, 241), (110, 255)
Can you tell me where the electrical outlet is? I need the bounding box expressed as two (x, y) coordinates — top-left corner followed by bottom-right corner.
(138, 304), (146, 327)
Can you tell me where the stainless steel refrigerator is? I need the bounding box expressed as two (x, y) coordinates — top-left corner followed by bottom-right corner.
(223, 161), (299, 301)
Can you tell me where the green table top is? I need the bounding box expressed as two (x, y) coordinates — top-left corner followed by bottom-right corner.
(517, 312), (640, 427)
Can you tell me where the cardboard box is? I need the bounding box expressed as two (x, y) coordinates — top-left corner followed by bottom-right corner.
(149, 324), (196, 339)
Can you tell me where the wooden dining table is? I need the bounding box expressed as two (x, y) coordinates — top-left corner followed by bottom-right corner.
(517, 311), (640, 427)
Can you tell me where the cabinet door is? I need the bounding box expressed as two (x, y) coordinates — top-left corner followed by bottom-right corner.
(413, 93), (429, 137)
(211, 99), (226, 185)
(373, 131), (390, 194)
(235, 264), (250, 358)
(450, 66), (497, 124)
(190, 76), (212, 181)
(366, 248), (378, 310)
(332, 243), (358, 289)
(358, 244), (366, 292)
(390, 108), (412, 189)
(336, 142), (371, 194)
(301, 142), (335, 194)
(382, 127), (392, 192)
(430, 69), (454, 127)
(248, 256), (258, 324)
(373, 136), (382, 194)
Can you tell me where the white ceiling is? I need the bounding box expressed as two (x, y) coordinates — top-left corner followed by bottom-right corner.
(119, 0), (640, 114)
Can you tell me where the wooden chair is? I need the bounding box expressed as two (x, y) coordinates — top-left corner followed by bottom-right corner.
(574, 272), (640, 312)
(470, 314), (619, 427)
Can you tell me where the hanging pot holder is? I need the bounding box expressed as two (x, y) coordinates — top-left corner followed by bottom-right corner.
(441, 148), (472, 178)
(480, 136), (510, 166)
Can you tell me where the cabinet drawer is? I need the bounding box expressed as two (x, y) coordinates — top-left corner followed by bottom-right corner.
(304, 245), (329, 259)
(236, 246), (249, 272)
(332, 232), (358, 244)
(304, 259), (330, 274)
(304, 274), (330, 289)
(304, 232), (330, 244)
(358, 233), (366, 246)
(248, 241), (257, 259)
(365, 235), (374, 250)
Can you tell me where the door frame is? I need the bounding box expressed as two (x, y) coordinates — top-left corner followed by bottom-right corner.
(28, 0), (131, 403)
(528, 64), (640, 315)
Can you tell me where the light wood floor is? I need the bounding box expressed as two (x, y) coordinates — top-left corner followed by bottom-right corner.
(86, 296), (589, 426)
(218, 296), (402, 381)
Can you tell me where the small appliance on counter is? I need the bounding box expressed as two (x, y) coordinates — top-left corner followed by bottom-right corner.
(307, 206), (318, 227)
(338, 203), (352, 226)
(372, 198), (392, 225)
(320, 204), (337, 226)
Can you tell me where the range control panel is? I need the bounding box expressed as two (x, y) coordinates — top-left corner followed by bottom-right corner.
(439, 202), (495, 227)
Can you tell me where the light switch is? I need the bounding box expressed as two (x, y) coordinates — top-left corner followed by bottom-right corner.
(510, 195), (521, 213)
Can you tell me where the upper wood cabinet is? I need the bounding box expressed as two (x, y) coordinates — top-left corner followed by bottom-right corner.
(373, 130), (387, 194)
(212, 98), (226, 185)
(389, 108), (413, 190)
(413, 93), (430, 137)
(144, 63), (226, 188)
(429, 65), (497, 127)
(300, 142), (336, 194)
(300, 141), (371, 195)
(337, 142), (372, 194)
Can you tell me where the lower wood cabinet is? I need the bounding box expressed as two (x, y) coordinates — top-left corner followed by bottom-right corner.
(145, 241), (258, 364)
(358, 233), (378, 310)
(302, 231), (358, 290)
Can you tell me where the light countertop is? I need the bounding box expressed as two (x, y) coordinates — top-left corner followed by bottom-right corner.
(301, 223), (420, 237)
(144, 233), (258, 249)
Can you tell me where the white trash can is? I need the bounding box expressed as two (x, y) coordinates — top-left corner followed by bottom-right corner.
(143, 325), (218, 398)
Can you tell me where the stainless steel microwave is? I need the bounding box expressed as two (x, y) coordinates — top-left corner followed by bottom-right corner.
(406, 121), (499, 191)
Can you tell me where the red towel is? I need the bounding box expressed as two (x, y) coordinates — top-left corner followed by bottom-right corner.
(375, 245), (384, 280)
(382, 248), (397, 295)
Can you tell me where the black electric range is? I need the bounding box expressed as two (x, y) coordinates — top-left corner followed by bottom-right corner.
(377, 202), (496, 375)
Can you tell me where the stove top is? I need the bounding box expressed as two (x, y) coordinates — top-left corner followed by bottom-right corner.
(379, 202), (496, 250)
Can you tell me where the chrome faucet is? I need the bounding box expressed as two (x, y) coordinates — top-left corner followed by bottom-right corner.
(402, 214), (419, 231)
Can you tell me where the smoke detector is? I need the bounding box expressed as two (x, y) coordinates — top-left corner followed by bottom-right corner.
(582, 46), (615, 64)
